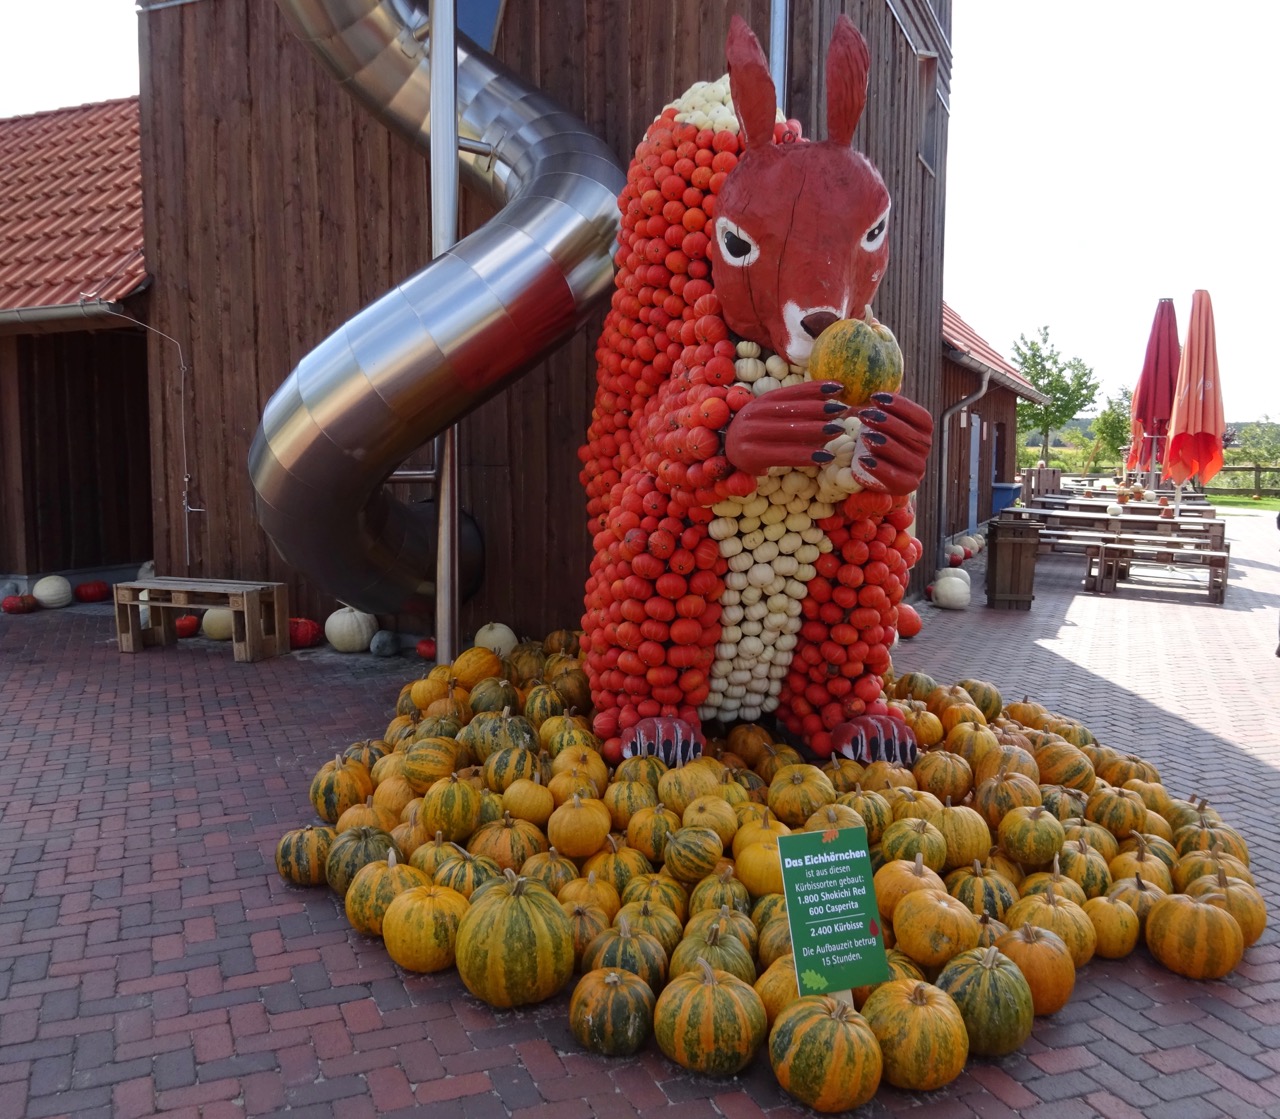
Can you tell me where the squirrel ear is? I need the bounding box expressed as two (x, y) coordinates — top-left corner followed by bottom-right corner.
(727, 15), (777, 150)
(826, 14), (870, 146)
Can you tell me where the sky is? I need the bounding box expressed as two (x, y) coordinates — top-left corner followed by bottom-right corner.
(3, 1), (1277, 421)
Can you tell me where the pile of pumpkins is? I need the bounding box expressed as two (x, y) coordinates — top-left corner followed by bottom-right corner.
(275, 633), (1265, 1113)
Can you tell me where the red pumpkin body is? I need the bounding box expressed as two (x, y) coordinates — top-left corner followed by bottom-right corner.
(175, 615), (200, 638)
(2, 594), (37, 614)
(416, 637), (438, 660)
(74, 580), (111, 603)
(290, 617), (324, 648)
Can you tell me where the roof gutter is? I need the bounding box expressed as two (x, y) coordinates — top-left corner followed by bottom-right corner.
(935, 349), (993, 570)
(948, 346), (1048, 404)
(0, 299), (127, 329)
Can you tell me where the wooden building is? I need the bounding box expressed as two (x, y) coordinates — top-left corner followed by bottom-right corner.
(0, 98), (152, 587)
(133, 0), (953, 633)
(937, 301), (1045, 551)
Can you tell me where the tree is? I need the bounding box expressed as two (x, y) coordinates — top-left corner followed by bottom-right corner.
(1090, 387), (1133, 466)
(1013, 327), (1100, 457)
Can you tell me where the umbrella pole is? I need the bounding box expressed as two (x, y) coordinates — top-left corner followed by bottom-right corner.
(1174, 482), (1182, 515)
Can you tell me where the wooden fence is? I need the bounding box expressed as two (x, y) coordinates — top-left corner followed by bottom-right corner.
(1205, 464), (1280, 498)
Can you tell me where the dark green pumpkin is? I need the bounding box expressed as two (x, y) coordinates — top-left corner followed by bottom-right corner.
(324, 826), (401, 896)
(276, 824), (335, 886)
(569, 969), (656, 1056)
(934, 945), (1034, 1056)
(581, 916), (669, 992)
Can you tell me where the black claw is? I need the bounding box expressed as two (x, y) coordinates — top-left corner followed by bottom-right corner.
(859, 455), (879, 470)
(864, 431), (887, 446)
(812, 450), (836, 464)
(870, 392), (894, 405)
(820, 382), (844, 395)
(822, 423), (844, 436)
(823, 401), (848, 415)
(859, 408), (888, 423)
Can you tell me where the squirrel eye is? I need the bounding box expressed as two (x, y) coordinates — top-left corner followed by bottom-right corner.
(861, 207), (890, 252)
(716, 220), (760, 266)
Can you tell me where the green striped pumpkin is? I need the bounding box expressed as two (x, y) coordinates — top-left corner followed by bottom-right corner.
(569, 969), (656, 1056)
(653, 958), (767, 1077)
(689, 865), (752, 917)
(581, 835), (653, 895)
(1145, 892), (1244, 980)
(344, 850), (432, 937)
(454, 869), (575, 1007)
(275, 824), (335, 886)
(932, 801), (992, 872)
(432, 845), (504, 898)
(481, 746), (539, 794)
(1004, 884), (1096, 968)
(381, 884), (469, 972)
(419, 773), (481, 843)
(750, 892), (788, 931)
(756, 914), (794, 971)
(523, 683), (566, 729)
(519, 847), (579, 896)
(836, 787), (892, 843)
(1106, 871), (1167, 934)
(612, 754), (668, 792)
(1084, 787), (1147, 839)
(1056, 838), (1113, 898)
(466, 678), (521, 715)
(683, 904), (759, 958)
(860, 979), (968, 1091)
(467, 812), (549, 873)
(562, 902), (612, 970)
(768, 995), (883, 1112)
(997, 805), (1066, 867)
(661, 825), (724, 884)
(934, 945), (1034, 1056)
(614, 900), (683, 957)
(581, 916), (668, 992)
(620, 872), (688, 923)
(344, 739), (390, 770)
(324, 827), (401, 897)
(944, 861), (1018, 920)
(309, 755), (367, 824)
(956, 679), (1002, 722)
(1038, 784), (1089, 821)
(625, 804), (682, 863)
(879, 818), (947, 873)
(669, 920), (756, 985)
(1172, 816), (1250, 864)
(401, 737), (464, 794)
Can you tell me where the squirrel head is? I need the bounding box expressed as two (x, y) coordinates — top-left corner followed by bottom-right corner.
(708, 15), (891, 369)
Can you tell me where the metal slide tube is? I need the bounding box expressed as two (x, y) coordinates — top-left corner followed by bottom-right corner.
(251, 0), (625, 615)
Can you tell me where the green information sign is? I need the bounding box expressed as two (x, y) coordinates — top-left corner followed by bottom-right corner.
(776, 826), (890, 995)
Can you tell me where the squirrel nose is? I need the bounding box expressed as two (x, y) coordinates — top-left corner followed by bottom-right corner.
(802, 311), (841, 338)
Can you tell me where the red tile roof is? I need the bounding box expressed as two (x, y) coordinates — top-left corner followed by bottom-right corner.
(0, 97), (146, 312)
(942, 298), (1039, 399)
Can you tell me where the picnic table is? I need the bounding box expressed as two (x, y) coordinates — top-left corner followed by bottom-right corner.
(1031, 493), (1216, 517)
(992, 506), (1229, 602)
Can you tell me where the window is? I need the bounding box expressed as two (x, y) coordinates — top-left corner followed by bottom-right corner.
(918, 52), (939, 174)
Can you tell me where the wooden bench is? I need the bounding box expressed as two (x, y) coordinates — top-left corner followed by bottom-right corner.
(113, 578), (290, 662)
(1089, 542), (1230, 603)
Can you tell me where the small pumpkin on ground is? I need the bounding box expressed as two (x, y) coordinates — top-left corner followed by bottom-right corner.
(454, 869), (575, 1007)
(275, 824), (335, 886)
(1144, 892), (1244, 980)
(382, 884), (469, 972)
(653, 958), (767, 1077)
(934, 945), (1034, 1057)
(860, 980), (968, 1091)
(768, 995), (884, 1112)
(995, 925), (1075, 1015)
(569, 969), (656, 1057)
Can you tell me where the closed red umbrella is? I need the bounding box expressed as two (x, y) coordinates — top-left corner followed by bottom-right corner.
(1126, 298), (1179, 474)
(1163, 289), (1224, 487)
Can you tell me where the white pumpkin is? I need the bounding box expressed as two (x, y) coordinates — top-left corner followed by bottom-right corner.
(1106, 503), (1124, 517)
(958, 535), (980, 554)
(202, 607), (235, 640)
(325, 606), (378, 653)
(934, 567), (970, 588)
(932, 576), (971, 610)
(32, 576), (72, 609)
(473, 621), (519, 658)
(945, 543), (965, 560)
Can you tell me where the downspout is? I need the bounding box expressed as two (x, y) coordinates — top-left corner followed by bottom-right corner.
(935, 348), (992, 569)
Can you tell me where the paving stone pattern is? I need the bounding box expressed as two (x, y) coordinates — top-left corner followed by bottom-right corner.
(1, 508), (1277, 1119)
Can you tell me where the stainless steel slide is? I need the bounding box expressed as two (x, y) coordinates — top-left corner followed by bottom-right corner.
(249, 0), (625, 614)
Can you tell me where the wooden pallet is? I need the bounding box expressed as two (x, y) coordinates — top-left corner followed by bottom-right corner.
(113, 578), (290, 662)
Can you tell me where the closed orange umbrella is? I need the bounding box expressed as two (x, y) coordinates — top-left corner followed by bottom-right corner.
(1163, 289), (1224, 487)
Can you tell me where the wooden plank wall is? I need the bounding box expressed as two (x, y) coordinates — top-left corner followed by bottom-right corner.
(138, 0), (950, 631)
(0, 329), (152, 574)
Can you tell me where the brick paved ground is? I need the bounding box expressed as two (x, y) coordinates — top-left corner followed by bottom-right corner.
(1, 507), (1277, 1119)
